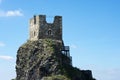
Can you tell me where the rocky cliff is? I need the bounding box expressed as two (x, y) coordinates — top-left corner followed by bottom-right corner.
(16, 39), (95, 80)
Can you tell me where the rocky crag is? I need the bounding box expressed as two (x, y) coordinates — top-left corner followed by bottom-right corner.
(15, 15), (96, 80)
(16, 39), (95, 80)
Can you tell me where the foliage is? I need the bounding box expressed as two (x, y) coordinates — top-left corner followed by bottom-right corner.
(43, 75), (70, 80)
(43, 39), (54, 52)
(60, 63), (82, 79)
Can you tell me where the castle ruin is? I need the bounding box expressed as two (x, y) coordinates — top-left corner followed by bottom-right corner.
(29, 15), (62, 41)
(16, 14), (95, 80)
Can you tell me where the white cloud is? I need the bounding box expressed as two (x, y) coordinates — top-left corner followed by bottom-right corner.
(0, 42), (5, 47)
(92, 68), (120, 80)
(0, 10), (23, 17)
(0, 55), (14, 60)
(6, 10), (23, 16)
(70, 44), (77, 49)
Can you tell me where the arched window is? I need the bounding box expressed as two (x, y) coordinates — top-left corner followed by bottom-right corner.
(33, 31), (36, 37)
(48, 30), (52, 35)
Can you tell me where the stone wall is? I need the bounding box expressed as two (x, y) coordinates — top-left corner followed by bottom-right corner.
(29, 15), (62, 41)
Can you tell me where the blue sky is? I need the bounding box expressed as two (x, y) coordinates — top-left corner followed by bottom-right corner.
(0, 0), (120, 80)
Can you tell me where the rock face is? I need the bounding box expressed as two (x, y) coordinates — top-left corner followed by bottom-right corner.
(16, 39), (95, 80)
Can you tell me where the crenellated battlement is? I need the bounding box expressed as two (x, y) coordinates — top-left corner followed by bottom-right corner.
(29, 15), (62, 41)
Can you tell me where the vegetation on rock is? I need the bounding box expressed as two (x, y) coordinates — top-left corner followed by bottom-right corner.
(16, 39), (95, 80)
(42, 75), (70, 80)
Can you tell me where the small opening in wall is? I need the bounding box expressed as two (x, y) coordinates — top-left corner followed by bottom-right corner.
(34, 31), (36, 36)
(34, 15), (36, 24)
(48, 30), (52, 35)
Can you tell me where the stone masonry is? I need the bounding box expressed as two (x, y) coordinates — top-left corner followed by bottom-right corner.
(29, 15), (62, 41)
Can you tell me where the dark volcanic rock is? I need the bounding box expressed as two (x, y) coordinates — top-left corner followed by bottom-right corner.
(16, 39), (95, 80)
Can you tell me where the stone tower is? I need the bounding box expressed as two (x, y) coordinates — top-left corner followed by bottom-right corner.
(29, 15), (62, 41)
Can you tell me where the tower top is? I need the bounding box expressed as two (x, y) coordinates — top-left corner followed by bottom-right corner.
(29, 15), (62, 41)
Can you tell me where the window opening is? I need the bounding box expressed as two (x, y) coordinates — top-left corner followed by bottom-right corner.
(48, 30), (52, 35)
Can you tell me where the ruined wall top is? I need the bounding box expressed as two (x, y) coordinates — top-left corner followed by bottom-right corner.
(29, 15), (62, 41)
